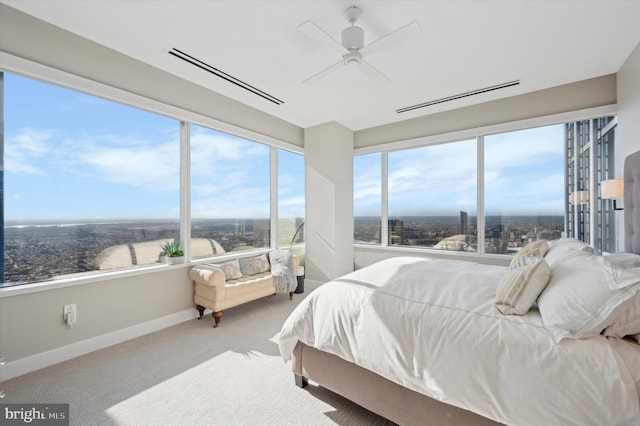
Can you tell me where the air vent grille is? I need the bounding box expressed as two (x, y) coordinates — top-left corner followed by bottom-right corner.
(169, 47), (284, 106)
(396, 80), (520, 114)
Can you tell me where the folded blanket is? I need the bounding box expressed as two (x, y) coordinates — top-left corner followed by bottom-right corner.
(269, 249), (296, 293)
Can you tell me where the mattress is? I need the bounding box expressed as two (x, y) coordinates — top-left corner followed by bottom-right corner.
(279, 256), (640, 426)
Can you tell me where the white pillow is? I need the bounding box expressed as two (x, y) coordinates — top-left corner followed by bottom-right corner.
(603, 293), (640, 337)
(509, 239), (549, 269)
(495, 255), (551, 315)
(602, 253), (640, 290)
(599, 254), (640, 338)
(538, 249), (640, 342)
(544, 238), (595, 268)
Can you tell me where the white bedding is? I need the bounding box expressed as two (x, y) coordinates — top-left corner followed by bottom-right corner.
(278, 256), (640, 426)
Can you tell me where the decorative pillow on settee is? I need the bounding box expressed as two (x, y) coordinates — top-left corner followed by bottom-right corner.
(239, 254), (270, 276)
(214, 259), (243, 280)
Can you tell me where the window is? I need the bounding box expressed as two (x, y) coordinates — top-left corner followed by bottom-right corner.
(3, 73), (180, 285)
(484, 125), (565, 254)
(354, 117), (615, 256)
(190, 124), (271, 259)
(278, 149), (305, 247)
(2, 69), (302, 287)
(388, 140), (477, 251)
(354, 153), (382, 244)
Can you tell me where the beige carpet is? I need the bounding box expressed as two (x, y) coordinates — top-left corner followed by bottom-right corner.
(1, 282), (395, 425)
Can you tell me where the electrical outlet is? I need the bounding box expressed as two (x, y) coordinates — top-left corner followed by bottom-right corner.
(63, 304), (77, 328)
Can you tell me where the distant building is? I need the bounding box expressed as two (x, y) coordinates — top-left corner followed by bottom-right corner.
(388, 219), (405, 245)
(460, 211), (468, 237)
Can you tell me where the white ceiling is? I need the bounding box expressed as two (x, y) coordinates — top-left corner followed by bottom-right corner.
(4, 0), (640, 131)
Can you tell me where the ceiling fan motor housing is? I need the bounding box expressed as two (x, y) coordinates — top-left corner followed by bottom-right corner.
(342, 25), (364, 50)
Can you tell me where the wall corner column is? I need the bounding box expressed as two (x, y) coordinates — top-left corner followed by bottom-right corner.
(304, 122), (354, 282)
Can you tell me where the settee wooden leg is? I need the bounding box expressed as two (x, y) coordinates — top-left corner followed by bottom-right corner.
(213, 311), (223, 328)
(196, 305), (205, 319)
(289, 291), (293, 300)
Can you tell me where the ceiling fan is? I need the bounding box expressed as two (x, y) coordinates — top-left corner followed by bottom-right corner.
(298, 5), (422, 84)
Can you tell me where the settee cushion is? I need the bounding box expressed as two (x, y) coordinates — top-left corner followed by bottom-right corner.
(239, 254), (270, 276)
(214, 259), (243, 280)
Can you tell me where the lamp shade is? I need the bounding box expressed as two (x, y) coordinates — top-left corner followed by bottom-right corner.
(601, 179), (624, 199)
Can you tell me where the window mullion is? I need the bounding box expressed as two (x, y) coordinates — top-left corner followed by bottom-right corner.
(381, 152), (389, 247)
(477, 136), (485, 255)
(270, 147), (278, 249)
(180, 121), (191, 260)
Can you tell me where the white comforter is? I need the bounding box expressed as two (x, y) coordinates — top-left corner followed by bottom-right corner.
(278, 256), (640, 426)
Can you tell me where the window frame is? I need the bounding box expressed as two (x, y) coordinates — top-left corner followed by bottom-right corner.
(0, 54), (303, 293)
(354, 106), (617, 258)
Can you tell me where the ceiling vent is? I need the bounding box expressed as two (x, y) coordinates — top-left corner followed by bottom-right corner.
(396, 80), (520, 114)
(168, 47), (284, 106)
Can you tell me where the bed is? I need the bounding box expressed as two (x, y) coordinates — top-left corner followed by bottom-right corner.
(277, 149), (640, 426)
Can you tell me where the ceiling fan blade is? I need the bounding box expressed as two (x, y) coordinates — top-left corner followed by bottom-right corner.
(360, 20), (422, 56)
(359, 59), (392, 84)
(298, 20), (347, 55)
(303, 59), (344, 84)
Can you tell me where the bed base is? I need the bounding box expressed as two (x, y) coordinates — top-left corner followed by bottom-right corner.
(292, 342), (504, 426)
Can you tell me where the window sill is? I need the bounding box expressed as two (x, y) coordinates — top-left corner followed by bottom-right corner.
(0, 263), (189, 299)
(353, 243), (511, 266)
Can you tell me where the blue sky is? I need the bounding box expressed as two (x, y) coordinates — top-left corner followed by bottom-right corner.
(354, 124), (565, 217)
(3, 72), (304, 222)
(5, 71), (562, 222)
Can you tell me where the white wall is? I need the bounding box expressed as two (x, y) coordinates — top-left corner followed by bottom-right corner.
(355, 74), (616, 148)
(617, 42), (640, 162)
(616, 41), (640, 251)
(0, 266), (194, 380)
(304, 122), (354, 282)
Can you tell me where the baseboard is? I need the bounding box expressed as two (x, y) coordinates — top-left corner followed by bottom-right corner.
(304, 279), (324, 287)
(0, 308), (198, 381)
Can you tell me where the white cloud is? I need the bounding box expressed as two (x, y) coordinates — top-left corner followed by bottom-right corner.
(75, 134), (180, 191)
(382, 128), (564, 215)
(5, 128), (52, 175)
(190, 127), (272, 217)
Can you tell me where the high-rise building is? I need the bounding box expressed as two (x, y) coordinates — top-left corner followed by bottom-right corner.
(565, 116), (616, 253)
(388, 219), (405, 245)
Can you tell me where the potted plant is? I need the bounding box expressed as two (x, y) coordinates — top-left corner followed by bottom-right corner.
(160, 240), (185, 265)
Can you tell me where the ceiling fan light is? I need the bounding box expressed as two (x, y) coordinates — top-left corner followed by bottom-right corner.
(343, 52), (362, 66)
(342, 26), (364, 50)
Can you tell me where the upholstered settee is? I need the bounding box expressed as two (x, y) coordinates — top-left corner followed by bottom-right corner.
(189, 251), (299, 327)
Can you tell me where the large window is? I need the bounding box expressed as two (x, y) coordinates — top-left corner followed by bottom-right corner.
(355, 119), (613, 255)
(190, 124), (271, 259)
(484, 125), (565, 254)
(1, 71), (303, 287)
(388, 140), (477, 251)
(3, 73), (180, 285)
